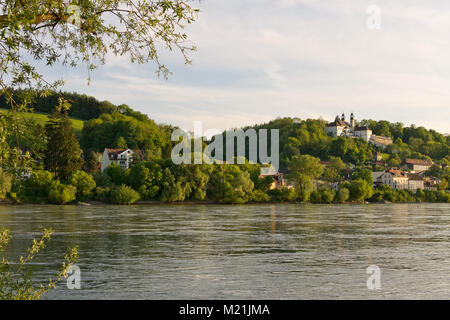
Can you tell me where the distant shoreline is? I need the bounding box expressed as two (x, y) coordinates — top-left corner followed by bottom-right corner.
(0, 200), (443, 206)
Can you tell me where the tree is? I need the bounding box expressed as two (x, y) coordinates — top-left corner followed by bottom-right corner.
(351, 167), (373, 185)
(0, 0), (199, 173)
(44, 111), (84, 179)
(84, 150), (99, 173)
(348, 179), (373, 202)
(126, 161), (162, 200)
(69, 170), (96, 201)
(287, 155), (323, 201)
(104, 162), (126, 185)
(116, 136), (128, 149)
(207, 165), (254, 204)
(335, 187), (350, 203)
(322, 156), (345, 183)
(160, 168), (185, 202)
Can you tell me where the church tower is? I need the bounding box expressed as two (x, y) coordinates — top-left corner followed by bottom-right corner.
(341, 113), (345, 121)
(350, 112), (356, 128)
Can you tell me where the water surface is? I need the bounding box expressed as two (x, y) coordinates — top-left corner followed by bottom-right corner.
(0, 203), (449, 299)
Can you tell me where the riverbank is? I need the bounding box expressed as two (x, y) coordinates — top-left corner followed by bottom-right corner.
(0, 199), (446, 206)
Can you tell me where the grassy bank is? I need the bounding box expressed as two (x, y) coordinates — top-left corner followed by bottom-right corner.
(0, 108), (84, 136)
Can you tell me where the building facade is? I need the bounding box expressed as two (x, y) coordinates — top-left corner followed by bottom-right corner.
(326, 113), (392, 147)
(101, 148), (136, 172)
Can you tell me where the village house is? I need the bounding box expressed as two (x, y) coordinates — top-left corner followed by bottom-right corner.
(259, 166), (291, 190)
(407, 173), (424, 190)
(326, 113), (393, 148)
(404, 158), (432, 173)
(372, 169), (409, 190)
(101, 148), (136, 172)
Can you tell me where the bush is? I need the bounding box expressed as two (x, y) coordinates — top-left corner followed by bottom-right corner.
(48, 184), (77, 204)
(110, 185), (140, 205)
(92, 171), (112, 187)
(20, 170), (54, 202)
(252, 190), (270, 203)
(335, 187), (350, 203)
(321, 188), (335, 203)
(69, 171), (96, 201)
(94, 186), (111, 202)
(309, 190), (322, 203)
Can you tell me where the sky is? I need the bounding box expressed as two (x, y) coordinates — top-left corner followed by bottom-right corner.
(44, 0), (450, 134)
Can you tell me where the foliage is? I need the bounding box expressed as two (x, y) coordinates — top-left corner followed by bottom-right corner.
(48, 183), (77, 204)
(69, 171), (96, 202)
(0, 228), (78, 300)
(207, 165), (254, 204)
(110, 185), (140, 205)
(104, 162), (126, 185)
(347, 179), (373, 202)
(44, 111), (84, 179)
(20, 170), (54, 202)
(0, 168), (12, 200)
(335, 187), (350, 203)
(287, 155), (323, 202)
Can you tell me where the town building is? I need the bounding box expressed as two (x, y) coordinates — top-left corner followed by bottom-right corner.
(373, 169), (409, 190)
(407, 173), (424, 190)
(326, 113), (393, 148)
(101, 148), (136, 172)
(404, 158), (432, 173)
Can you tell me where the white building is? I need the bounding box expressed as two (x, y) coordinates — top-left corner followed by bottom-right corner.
(373, 170), (409, 190)
(101, 148), (136, 172)
(326, 113), (392, 147)
(407, 173), (424, 190)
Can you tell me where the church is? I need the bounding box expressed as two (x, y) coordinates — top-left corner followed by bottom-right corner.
(326, 113), (393, 148)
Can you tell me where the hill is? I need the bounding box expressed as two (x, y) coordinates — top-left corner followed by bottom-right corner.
(0, 108), (84, 136)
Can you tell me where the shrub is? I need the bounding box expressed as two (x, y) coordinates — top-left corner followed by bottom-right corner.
(110, 185), (140, 205)
(48, 184), (77, 204)
(69, 171), (96, 201)
(321, 188), (335, 203)
(20, 170), (54, 202)
(94, 186), (111, 202)
(252, 190), (270, 203)
(92, 171), (112, 187)
(335, 187), (350, 203)
(309, 190), (322, 203)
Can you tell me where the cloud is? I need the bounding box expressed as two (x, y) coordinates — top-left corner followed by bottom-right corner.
(44, 0), (450, 134)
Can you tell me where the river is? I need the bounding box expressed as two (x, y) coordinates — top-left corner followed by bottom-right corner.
(0, 203), (449, 299)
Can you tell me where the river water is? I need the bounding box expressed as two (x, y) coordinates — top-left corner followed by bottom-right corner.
(0, 203), (449, 299)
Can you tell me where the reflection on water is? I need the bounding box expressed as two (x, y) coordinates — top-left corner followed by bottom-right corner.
(0, 203), (449, 299)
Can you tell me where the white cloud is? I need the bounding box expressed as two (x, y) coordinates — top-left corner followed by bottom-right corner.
(51, 0), (450, 134)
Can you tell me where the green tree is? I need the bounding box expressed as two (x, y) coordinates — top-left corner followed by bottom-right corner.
(48, 183), (77, 204)
(84, 150), (99, 173)
(44, 111), (84, 179)
(116, 136), (128, 149)
(322, 156), (345, 183)
(287, 155), (323, 202)
(335, 187), (350, 203)
(104, 162), (126, 185)
(20, 170), (54, 202)
(348, 179), (373, 202)
(126, 162), (162, 200)
(351, 167), (373, 185)
(69, 170), (96, 201)
(160, 168), (185, 202)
